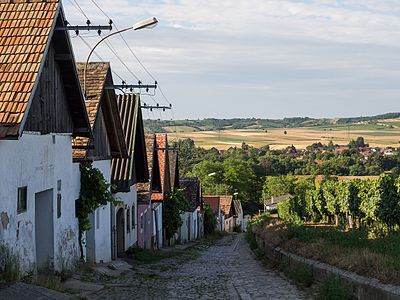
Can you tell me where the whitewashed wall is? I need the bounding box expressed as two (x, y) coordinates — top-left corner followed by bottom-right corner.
(85, 160), (112, 263)
(114, 184), (137, 251)
(0, 133), (80, 273)
(152, 203), (162, 248)
(177, 212), (190, 244)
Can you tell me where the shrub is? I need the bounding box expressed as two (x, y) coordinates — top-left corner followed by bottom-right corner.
(0, 244), (20, 282)
(317, 275), (352, 300)
(203, 203), (216, 234)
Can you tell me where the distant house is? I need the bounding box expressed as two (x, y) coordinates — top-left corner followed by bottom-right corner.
(202, 196), (224, 231)
(73, 62), (128, 263)
(232, 199), (244, 231)
(383, 148), (394, 156)
(220, 196), (235, 232)
(111, 94), (149, 257)
(179, 177), (203, 243)
(265, 194), (293, 211)
(0, 0), (91, 273)
(151, 134), (172, 248)
(137, 134), (163, 249)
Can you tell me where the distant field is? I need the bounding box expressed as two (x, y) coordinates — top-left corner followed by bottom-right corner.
(167, 119), (400, 149)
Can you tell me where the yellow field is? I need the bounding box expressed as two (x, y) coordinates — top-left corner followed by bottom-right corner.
(167, 119), (400, 150)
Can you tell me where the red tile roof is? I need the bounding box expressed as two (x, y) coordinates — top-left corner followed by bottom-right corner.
(202, 196), (220, 215)
(152, 134), (170, 201)
(72, 62), (127, 160)
(219, 196), (233, 217)
(0, 0), (59, 136)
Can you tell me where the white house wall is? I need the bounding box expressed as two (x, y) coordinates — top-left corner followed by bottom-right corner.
(152, 203), (162, 249)
(178, 212), (190, 244)
(85, 160), (112, 263)
(0, 133), (80, 273)
(114, 184), (137, 250)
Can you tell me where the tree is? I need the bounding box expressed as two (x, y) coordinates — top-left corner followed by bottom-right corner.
(322, 179), (340, 225)
(376, 175), (400, 232)
(203, 204), (216, 234)
(358, 179), (380, 227)
(163, 189), (190, 241)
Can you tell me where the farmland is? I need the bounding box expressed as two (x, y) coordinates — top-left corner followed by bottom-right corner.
(163, 119), (400, 149)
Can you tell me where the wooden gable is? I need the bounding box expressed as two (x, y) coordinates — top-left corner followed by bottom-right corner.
(111, 94), (149, 192)
(72, 63), (128, 162)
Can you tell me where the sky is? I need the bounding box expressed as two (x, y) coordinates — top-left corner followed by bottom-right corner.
(63, 0), (400, 120)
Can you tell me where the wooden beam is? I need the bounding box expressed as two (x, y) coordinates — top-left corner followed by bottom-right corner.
(55, 53), (73, 61)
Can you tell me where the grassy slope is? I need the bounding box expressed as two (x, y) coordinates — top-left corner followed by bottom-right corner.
(254, 223), (400, 284)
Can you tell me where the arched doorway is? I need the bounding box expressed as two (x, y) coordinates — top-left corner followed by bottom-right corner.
(116, 208), (125, 258)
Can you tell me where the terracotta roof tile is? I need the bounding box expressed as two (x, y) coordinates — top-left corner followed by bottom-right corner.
(150, 134), (171, 201)
(202, 196), (220, 215)
(180, 177), (201, 211)
(219, 196), (233, 217)
(0, 0), (59, 134)
(72, 62), (126, 160)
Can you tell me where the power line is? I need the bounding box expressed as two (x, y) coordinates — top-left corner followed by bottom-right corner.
(67, 0), (91, 22)
(104, 39), (140, 82)
(88, 0), (173, 105)
(78, 35), (126, 83)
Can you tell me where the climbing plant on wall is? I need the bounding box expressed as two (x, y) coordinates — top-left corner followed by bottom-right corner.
(76, 163), (117, 259)
(162, 189), (189, 242)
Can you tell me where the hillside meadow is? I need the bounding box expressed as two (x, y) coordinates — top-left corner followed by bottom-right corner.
(164, 119), (400, 149)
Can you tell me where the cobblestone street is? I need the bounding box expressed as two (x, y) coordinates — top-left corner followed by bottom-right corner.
(82, 234), (306, 299)
(0, 234), (307, 299)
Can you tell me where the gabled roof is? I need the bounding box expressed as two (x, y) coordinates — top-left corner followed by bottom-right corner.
(219, 196), (234, 217)
(111, 94), (149, 192)
(266, 194), (293, 205)
(72, 62), (127, 160)
(137, 133), (161, 200)
(0, 0), (90, 139)
(168, 150), (179, 189)
(151, 134), (171, 201)
(232, 199), (243, 217)
(202, 196), (220, 215)
(180, 177), (201, 211)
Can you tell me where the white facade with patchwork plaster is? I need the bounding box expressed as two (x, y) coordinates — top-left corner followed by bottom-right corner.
(85, 160), (112, 264)
(0, 133), (80, 273)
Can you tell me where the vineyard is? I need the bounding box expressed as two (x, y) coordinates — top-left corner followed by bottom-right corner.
(263, 175), (400, 233)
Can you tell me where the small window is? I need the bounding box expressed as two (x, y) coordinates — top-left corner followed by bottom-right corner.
(17, 187), (27, 214)
(126, 208), (130, 232)
(131, 205), (135, 229)
(57, 193), (62, 218)
(140, 213), (144, 229)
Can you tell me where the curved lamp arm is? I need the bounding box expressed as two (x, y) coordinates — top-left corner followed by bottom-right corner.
(83, 17), (158, 98)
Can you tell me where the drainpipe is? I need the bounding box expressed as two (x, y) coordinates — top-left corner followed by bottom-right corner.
(111, 203), (116, 260)
(152, 206), (159, 249)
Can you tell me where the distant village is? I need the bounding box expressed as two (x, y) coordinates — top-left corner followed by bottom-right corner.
(0, 0), (247, 275)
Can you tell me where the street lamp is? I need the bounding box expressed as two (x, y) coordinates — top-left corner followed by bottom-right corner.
(207, 172), (216, 195)
(83, 17), (158, 97)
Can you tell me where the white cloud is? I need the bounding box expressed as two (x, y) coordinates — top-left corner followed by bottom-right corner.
(63, 0), (400, 119)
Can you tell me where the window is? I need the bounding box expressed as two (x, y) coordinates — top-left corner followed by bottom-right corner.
(57, 193), (62, 218)
(126, 208), (130, 232)
(140, 213), (144, 229)
(17, 186), (27, 214)
(131, 205), (135, 229)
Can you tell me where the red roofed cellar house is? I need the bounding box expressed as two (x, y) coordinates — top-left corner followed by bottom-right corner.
(111, 94), (149, 257)
(72, 62), (128, 263)
(0, 0), (92, 273)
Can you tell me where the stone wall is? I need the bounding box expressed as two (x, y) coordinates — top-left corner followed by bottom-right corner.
(255, 234), (400, 300)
